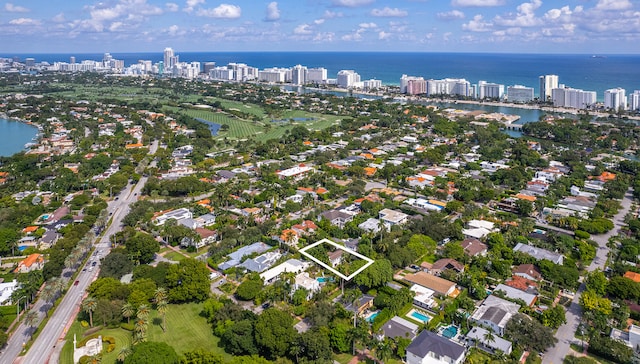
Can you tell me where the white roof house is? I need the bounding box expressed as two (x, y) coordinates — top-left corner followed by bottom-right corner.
(410, 284), (436, 309)
(276, 165), (314, 180)
(0, 280), (19, 305)
(466, 326), (513, 355)
(260, 259), (309, 285)
(513, 243), (564, 265)
(470, 295), (520, 336)
(153, 208), (193, 226)
(358, 218), (382, 234)
(379, 208), (409, 229)
(294, 272), (321, 299)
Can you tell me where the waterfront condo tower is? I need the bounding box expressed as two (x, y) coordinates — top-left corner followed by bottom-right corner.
(539, 74), (559, 102)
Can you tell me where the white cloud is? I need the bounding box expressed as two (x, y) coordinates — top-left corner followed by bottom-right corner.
(79, 0), (164, 33)
(313, 32), (335, 42)
(52, 13), (65, 22)
(596, 0), (632, 10)
(324, 10), (344, 19)
(294, 24), (312, 35)
(462, 14), (493, 31)
(437, 10), (465, 20)
(166, 3), (179, 12)
(332, 0), (374, 8)
(9, 18), (40, 25)
(359, 22), (377, 28)
(5, 3), (29, 12)
(184, 0), (204, 13)
(452, 0), (505, 7)
(378, 31), (390, 39)
(167, 24), (183, 35)
(494, 0), (542, 27)
(314, 19), (325, 25)
(371, 7), (408, 17)
(265, 2), (280, 21)
(198, 4), (242, 19)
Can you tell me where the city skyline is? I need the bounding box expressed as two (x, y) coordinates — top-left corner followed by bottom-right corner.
(1, 0), (639, 54)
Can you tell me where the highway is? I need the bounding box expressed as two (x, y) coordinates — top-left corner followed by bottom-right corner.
(544, 188), (634, 364)
(2, 140), (158, 364)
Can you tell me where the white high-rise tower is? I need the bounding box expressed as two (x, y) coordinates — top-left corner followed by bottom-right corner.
(539, 75), (559, 102)
(164, 47), (178, 70)
(604, 87), (627, 111)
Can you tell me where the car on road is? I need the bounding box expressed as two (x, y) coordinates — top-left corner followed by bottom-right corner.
(74, 280), (79, 286)
(91, 261), (97, 266)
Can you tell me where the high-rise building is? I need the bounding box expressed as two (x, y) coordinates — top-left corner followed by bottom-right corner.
(629, 90), (640, 112)
(539, 75), (559, 102)
(70, 56), (76, 64)
(400, 75), (424, 94)
(425, 78), (471, 97)
(507, 85), (535, 103)
(406, 79), (426, 95)
(552, 87), (596, 109)
(337, 70), (360, 88)
(477, 81), (504, 99)
(163, 47), (178, 71)
(363, 79), (382, 91)
(604, 87), (627, 111)
(203, 62), (216, 73)
(25, 58), (35, 68)
(291, 65), (307, 85)
(307, 68), (327, 83)
(258, 68), (288, 83)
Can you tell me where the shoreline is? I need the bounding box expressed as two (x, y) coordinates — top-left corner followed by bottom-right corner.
(289, 86), (640, 122)
(0, 114), (42, 157)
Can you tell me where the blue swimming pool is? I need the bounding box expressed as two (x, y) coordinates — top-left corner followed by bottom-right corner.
(317, 277), (328, 283)
(18, 246), (28, 252)
(410, 311), (430, 323)
(366, 312), (380, 323)
(443, 325), (458, 339)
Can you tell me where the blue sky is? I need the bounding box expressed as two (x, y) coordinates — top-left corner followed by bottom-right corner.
(1, 0), (639, 53)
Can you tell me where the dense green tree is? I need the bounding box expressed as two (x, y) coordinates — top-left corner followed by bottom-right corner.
(124, 232), (159, 264)
(254, 308), (297, 359)
(297, 327), (332, 363)
(236, 279), (264, 301)
(541, 305), (566, 329)
(221, 319), (259, 356)
(505, 313), (557, 352)
(180, 350), (224, 364)
(124, 341), (179, 364)
(606, 276), (640, 300)
(99, 251), (134, 279)
(166, 258), (210, 303)
(353, 259), (393, 289)
(585, 270), (608, 296)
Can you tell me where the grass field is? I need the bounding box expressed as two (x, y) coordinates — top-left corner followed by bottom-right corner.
(60, 303), (230, 364)
(163, 251), (186, 262)
(204, 97), (267, 118)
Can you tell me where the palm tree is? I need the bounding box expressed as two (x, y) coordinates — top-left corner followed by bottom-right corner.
(82, 297), (98, 327)
(40, 284), (56, 318)
(134, 317), (148, 344)
(117, 346), (132, 362)
(23, 310), (39, 339)
(483, 328), (496, 349)
(121, 303), (134, 324)
(88, 354), (102, 364)
(136, 304), (150, 320)
(157, 300), (168, 332)
(154, 288), (168, 332)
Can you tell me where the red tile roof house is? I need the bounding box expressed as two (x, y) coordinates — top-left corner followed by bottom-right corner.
(14, 253), (45, 273)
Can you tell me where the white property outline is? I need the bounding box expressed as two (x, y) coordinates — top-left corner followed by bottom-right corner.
(299, 238), (374, 281)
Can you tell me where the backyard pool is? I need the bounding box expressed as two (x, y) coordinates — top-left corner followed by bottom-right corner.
(442, 325), (458, 339)
(317, 277), (334, 283)
(407, 309), (431, 324)
(366, 311), (380, 323)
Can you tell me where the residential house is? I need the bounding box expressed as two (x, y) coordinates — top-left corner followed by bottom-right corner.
(294, 272), (321, 299)
(291, 220), (318, 236)
(153, 208), (193, 226)
(404, 271), (457, 297)
(14, 253), (45, 273)
(195, 213), (216, 227)
(470, 295), (520, 336)
(276, 164), (314, 180)
(624, 271), (640, 283)
(610, 324), (640, 352)
(493, 284), (537, 307)
(381, 316), (419, 340)
(513, 264), (542, 281)
(430, 258), (465, 276)
(460, 238), (487, 257)
(328, 250), (343, 267)
(0, 280), (19, 305)
(359, 218), (382, 234)
(260, 259), (309, 285)
(218, 242), (271, 270)
(239, 251), (282, 273)
(344, 294), (375, 315)
(319, 210), (354, 228)
(466, 326), (513, 355)
(181, 228), (217, 249)
(39, 230), (60, 249)
(462, 220), (497, 240)
(411, 284), (436, 309)
(277, 229), (300, 247)
(379, 208), (409, 229)
(406, 330), (466, 364)
(513, 243), (564, 265)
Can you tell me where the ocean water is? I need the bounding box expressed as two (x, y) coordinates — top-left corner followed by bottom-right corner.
(5, 52), (640, 98)
(0, 118), (38, 157)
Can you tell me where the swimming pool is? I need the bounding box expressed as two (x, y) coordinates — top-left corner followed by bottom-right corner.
(18, 246), (28, 252)
(407, 309), (431, 324)
(442, 325), (458, 339)
(366, 312), (380, 323)
(317, 277), (329, 283)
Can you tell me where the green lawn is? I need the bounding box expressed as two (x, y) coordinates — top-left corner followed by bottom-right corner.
(163, 251), (186, 262)
(60, 303), (230, 364)
(204, 97), (267, 118)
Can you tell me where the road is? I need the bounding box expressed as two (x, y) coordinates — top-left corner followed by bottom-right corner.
(3, 140), (158, 364)
(544, 188), (634, 364)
